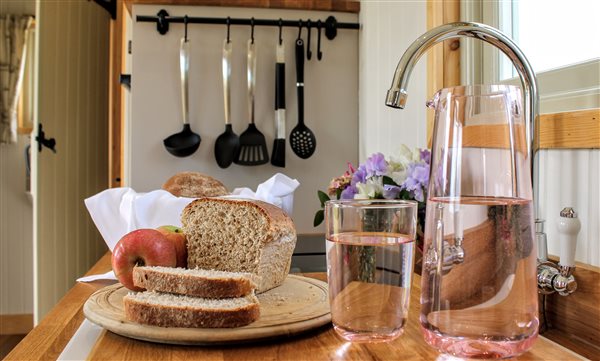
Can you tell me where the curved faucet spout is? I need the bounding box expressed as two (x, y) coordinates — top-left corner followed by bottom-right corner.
(386, 21), (540, 218)
(385, 21), (539, 157)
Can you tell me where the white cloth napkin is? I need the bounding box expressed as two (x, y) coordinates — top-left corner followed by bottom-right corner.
(83, 188), (194, 252)
(78, 173), (299, 283)
(76, 271), (117, 282)
(231, 173), (299, 214)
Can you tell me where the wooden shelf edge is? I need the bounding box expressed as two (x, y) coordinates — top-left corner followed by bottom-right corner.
(537, 108), (600, 150)
(124, 0), (360, 16)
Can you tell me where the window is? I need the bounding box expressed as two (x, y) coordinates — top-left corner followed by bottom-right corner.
(462, 0), (600, 113)
(508, 0), (600, 78)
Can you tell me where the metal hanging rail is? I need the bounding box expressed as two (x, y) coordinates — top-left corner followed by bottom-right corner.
(136, 9), (360, 40)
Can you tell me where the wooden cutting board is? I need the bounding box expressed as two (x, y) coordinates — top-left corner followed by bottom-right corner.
(83, 275), (331, 345)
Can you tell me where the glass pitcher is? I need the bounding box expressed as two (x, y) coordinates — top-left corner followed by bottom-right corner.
(420, 85), (538, 358)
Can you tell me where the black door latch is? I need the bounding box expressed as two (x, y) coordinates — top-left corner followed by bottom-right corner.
(36, 123), (56, 153)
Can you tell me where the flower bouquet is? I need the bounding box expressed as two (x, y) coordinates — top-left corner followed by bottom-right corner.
(315, 145), (430, 256)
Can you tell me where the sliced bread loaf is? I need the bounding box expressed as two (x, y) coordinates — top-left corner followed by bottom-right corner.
(123, 291), (259, 328)
(132, 266), (256, 298)
(181, 198), (296, 293)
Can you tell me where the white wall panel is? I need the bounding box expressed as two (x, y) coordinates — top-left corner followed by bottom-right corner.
(0, 0), (36, 316)
(538, 149), (599, 266)
(0, 135), (34, 315)
(359, 0), (428, 160)
(34, 0), (110, 320)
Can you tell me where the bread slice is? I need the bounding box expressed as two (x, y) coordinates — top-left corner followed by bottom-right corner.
(132, 266), (256, 298)
(182, 198), (297, 293)
(123, 291), (260, 328)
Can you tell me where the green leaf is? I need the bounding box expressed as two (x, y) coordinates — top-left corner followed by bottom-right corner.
(317, 190), (330, 207)
(336, 188), (342, 200)
(313, 209), (325, 227)
(382, 176), (398, 186)
(399, 189), (411, 200)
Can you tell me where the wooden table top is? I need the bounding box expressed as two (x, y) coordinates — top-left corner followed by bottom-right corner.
(6, 253), (584, 361)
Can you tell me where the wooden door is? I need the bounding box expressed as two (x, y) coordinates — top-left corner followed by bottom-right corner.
(32, 0), (110, 321)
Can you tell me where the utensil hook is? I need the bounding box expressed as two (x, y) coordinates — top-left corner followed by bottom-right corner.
(296, 19), (302, 40)
(183, 15), (188, 41)
(278, 18), (283, 45)
(306, 20), (312, 60)
(250, 17), (255, 44)
(226, 16), (231, 43)
(317, 20), (323, 60)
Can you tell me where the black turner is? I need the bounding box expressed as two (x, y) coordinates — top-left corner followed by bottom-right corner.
(235, 39), (269, 166)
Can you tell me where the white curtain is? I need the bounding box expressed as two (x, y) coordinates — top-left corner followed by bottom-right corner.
(0, 14), (33, 144)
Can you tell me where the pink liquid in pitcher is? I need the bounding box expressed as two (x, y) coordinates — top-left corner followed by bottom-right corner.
(327, 232), (415, 342)
(421, 196), (538, 358)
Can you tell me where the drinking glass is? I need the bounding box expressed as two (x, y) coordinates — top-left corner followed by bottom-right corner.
(421, 85), (538, 358)
(325, 199), (417, 342)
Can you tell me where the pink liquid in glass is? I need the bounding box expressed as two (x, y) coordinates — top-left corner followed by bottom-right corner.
(421, 197), (538, 358)
(327, 232), (415, 342)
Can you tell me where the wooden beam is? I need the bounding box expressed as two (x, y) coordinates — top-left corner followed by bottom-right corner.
(429, 108), (599, 151)
(442, 0), (460, 87)
(537, 109), (600, 150)
(427, 0), (443, 148)
(124, 0), (360, 16)
(542, 256), (600, 360)
(427, 0), (460, 147)
(0, 314), (33, 335)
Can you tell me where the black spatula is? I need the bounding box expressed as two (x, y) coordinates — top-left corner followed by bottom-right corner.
(235, 39), (269, 166)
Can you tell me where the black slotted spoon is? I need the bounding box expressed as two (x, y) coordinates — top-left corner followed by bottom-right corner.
(290, 38), (316, 159)
(234, 39), (269, 166)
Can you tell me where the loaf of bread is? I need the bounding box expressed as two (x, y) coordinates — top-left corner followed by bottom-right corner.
(162, 172), (228, 198)
(182, 198), (296, 293)
(132, 266), (256, 298)
(123, 291), (260, 328)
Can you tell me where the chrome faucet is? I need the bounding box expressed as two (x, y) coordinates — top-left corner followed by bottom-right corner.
(384, 22), (575, 295)
(385, 21), (538, 172)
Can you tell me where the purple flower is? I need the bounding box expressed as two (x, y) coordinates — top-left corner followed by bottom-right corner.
(412, 187), (425, 203)
(383, 185), (401, 199)
(341, 185), (357, 199)
(401, 163), (430, 202)
(351, 165), (367, 185)
(420, 149), (431, 165)
(364, 152), (388, 178)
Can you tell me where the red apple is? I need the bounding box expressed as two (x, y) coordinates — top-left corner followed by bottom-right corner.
(111, 229), (177, 291)
(156, 225), (188, 268)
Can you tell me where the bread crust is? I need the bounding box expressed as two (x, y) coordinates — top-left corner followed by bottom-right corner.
(182, 198), (296, 247)
(133, 267), (255, 298)
(123, 293), (260, 328)
(162, 172), (228, 198)
(182, 198), (297, 293)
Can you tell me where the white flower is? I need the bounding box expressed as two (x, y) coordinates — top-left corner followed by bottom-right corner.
(389, 144), (420, 167)
(355, 178), (384, 199)
(390, 169), (408, 186)
(388, 145), (421, 185)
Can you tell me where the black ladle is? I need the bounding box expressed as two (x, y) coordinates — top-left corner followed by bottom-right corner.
(163, 22), (201, 157)
(290, 38), (316, 159)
